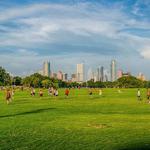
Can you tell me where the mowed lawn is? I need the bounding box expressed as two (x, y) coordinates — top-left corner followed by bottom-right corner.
(0, 88), (150, 150)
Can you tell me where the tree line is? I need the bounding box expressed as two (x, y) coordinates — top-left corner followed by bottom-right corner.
(0, 66), (150, 88)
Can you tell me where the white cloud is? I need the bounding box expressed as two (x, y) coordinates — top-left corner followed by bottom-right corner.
(140, 47), (150, 59)
(0, 2), (150, 76)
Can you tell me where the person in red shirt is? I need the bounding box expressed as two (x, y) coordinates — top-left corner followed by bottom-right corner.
(65, 88), (70, 97)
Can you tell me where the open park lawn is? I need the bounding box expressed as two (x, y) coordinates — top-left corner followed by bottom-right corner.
(0, 88), (150, 150)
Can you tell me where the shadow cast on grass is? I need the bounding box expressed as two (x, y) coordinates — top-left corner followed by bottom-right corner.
(119, 143), (150, 150)
(0, 108), (56, 118)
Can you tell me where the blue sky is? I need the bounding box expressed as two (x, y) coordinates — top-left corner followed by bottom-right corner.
(0, 0), (150, 78)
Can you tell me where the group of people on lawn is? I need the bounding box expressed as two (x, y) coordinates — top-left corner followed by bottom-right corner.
(5, 87), (70, 104)
(4, 87), (150, 105)
(137, 88), (150, 102)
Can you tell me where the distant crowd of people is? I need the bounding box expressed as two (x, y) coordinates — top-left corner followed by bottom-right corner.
(3, 86), (150, 105)
(137, 88), (150, 103)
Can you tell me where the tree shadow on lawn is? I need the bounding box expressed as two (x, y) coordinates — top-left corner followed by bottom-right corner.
(0, 108), (56, 118)
(119, 143), (150, 150)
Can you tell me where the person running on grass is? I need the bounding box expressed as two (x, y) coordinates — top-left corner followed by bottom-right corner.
(39, 89), (43, 97)
(147, 88), (150, 99)
(137, 89), (141, 101)
(6, 89), (12, 104)
(31, 88), (35, 96)
(55, 89), (59, 96)
(65, 88), (69, 97)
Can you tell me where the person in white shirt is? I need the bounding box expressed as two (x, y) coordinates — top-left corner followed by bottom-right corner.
(137, 89), (141, 101)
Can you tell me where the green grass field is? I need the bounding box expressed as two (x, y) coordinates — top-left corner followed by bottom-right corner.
(0, 88), (150, 150)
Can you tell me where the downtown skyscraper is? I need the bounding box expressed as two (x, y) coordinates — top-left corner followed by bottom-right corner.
(76, 63), (84, 83)
(100, 66), (104, 82)
(43, 61), (51, 77)
(110, 60), (117, 82)
(96, 66), (104, 82)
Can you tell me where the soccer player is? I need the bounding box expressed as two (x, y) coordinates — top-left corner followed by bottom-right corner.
(39, 89), (43, 97)
(6, 89), (12, 104)
(147, 88), (150, 99)
(55, 89), (59, 96)
(65, 88), (69, 97)
(137, 89), (141, 101)
(31, 88), (35, 96)
(48, 87), (52, 96)
(99, 89), (102, 96)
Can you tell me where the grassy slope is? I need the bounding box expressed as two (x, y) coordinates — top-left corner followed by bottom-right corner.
(0, 88), (150, 150)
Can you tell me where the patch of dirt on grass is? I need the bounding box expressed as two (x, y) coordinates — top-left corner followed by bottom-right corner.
(87, 123), (110, 129)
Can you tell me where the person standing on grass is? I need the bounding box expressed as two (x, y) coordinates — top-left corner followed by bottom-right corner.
(31, 88), (35, 96)
(39, 89), (43, 97)
(48, 87), (52, 96)
(146, 88), (150, 103)
(99, 89), (102, 96)
(65, 88), (69, 97)
(6, 89), (12, 104)
(53, 88), (56, 96)
(137, 89), (141, 101)
(147, 88), (150, 99)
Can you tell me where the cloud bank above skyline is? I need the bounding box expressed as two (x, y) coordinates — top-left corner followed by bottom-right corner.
(0, 0), (150, 78)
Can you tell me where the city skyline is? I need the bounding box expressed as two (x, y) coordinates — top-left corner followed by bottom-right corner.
(38, 59), (146, 82)
(0, 0), (150, 77)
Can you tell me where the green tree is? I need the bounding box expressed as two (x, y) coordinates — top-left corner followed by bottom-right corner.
(117, 76), (144, 88)
(13, 76), (22, 86)
(42, 79), (52, 88)
(0, 66), (11, 86)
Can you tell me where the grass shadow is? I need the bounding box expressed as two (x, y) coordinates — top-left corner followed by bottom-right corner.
(119, 143), (150, 150)
(0, 108), (56, 118)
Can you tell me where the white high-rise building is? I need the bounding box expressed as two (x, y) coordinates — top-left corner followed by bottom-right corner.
(87, 68), (94, 81)
(110, 60), (117, 82)
(43, 61), (51, 77)
(76, 64), (84, 82)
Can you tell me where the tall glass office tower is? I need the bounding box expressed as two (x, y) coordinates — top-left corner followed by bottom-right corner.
(110, 60), (117, 82)
(43, 61), (51, 77)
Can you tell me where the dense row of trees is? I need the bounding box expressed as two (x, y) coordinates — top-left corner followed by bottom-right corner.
(0, 66), (150, 88)
(0, 67), (11, 86)
(85, 76), (147, 88)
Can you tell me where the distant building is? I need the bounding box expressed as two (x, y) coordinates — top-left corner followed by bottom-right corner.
(94, 74), (97, 82)
(104, 74), (108, 82)
(100, 66), (104, 82)
(96, 68), (100, 81)
(110, 60), (117, 82)
(137, 73), (146, 81)
(57, 71), (63, 80)
(63, 73), (68, 81)
(51, 72), (57, 79)
(122, 72), (131, 77)
(117, 69), (123, 79)
(88, 68), (94, 81)
(76, 64), (84, 82)
(43, 61), (51, 77)
(71, 74), (76, 82)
